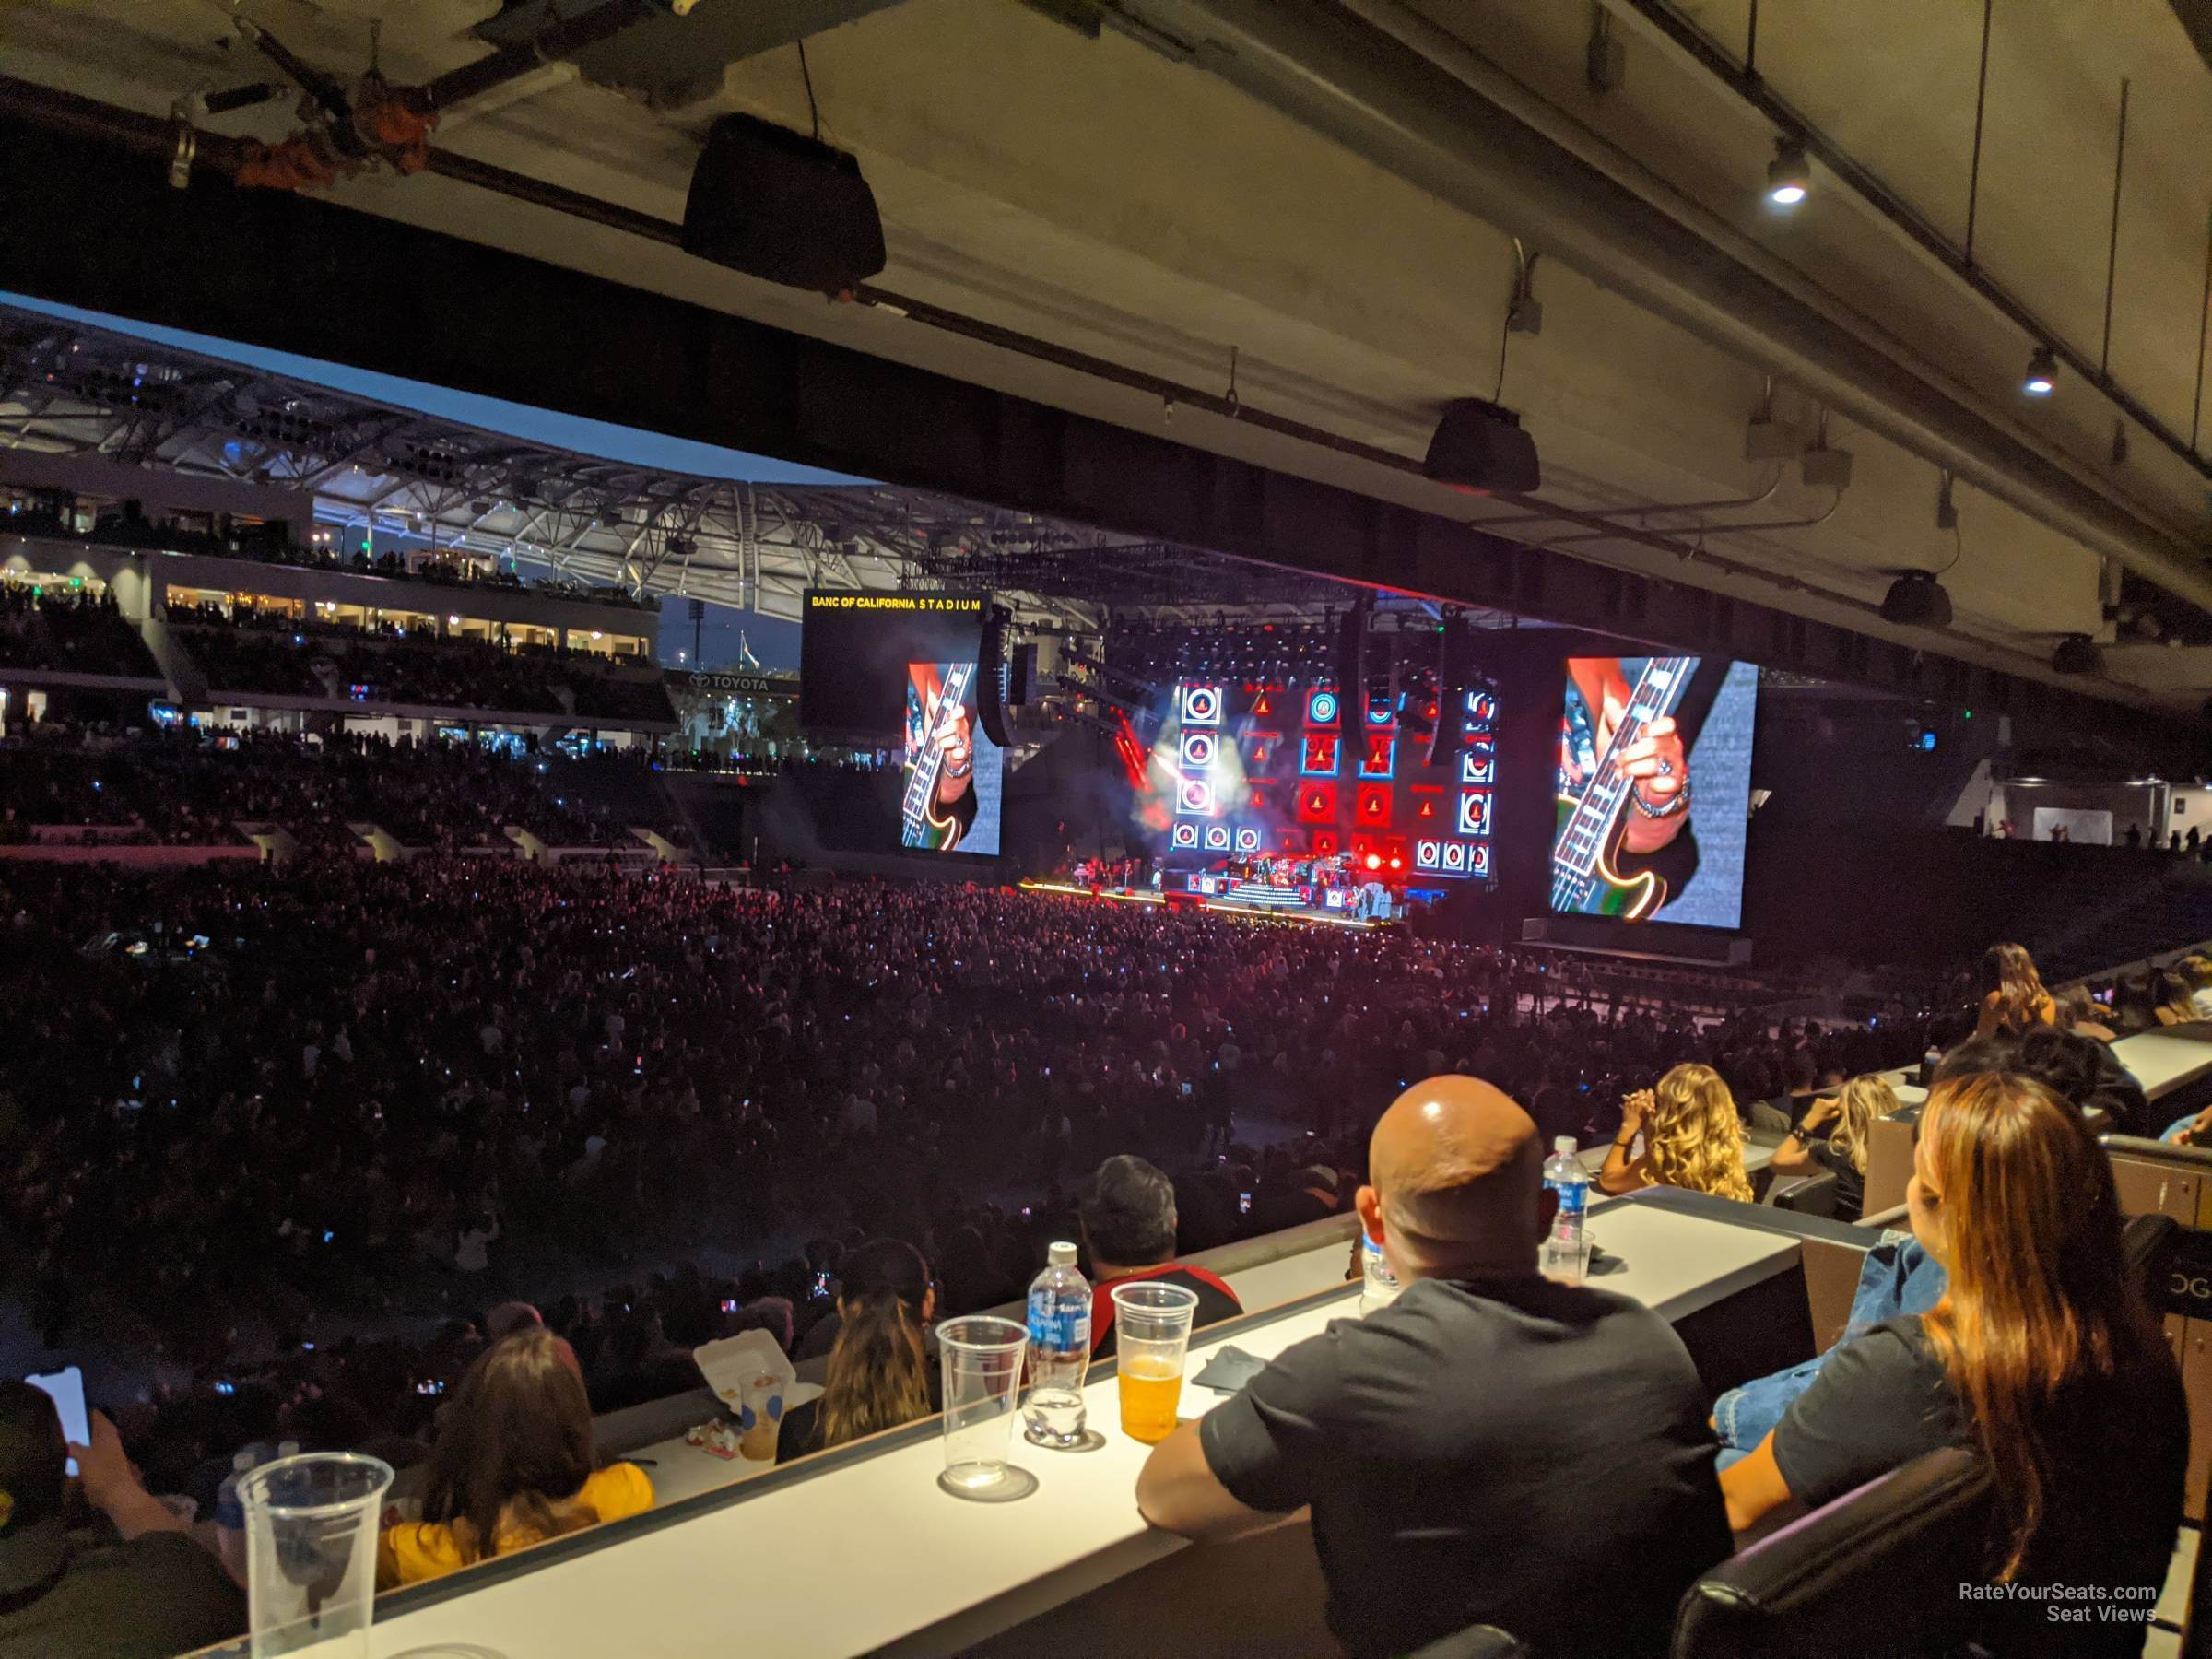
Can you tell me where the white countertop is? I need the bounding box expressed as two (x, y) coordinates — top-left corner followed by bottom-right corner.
(302, 1202), (1797, 1659)
(2110, 1029), (2212, 1100)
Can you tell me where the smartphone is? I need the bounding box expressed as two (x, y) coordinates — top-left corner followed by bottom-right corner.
(1239, 1192), (1253, 1215)
(27, 1368), (88, 1476)
(721, 1299), (739, 1314)
(213, 1380), (236, 1397)
(813, 1271), (831, 1298)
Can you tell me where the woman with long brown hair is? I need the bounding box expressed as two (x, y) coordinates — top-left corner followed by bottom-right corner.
(377, 1327), (653, 1586)
(1598, 1063), (1752, 1202)
(777, 1239), (937, 1461)
(1721, 1073), (2184, 1648)
(1766, 1073), (1897, 1222)
(1972, 941), (2056, 1039)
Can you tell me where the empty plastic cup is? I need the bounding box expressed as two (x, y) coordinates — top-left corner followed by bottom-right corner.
(1111, 1281), (1200, 1443)
(937, 1315), (1034, 1500)
(240, 1452), (394, 1657)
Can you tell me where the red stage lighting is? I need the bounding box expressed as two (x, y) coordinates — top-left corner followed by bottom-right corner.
(1365, 853), (1382, 871)
(1389, 855), (1404, 871)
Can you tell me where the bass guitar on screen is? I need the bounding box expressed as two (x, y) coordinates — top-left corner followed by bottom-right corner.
(901, 659), (976, 851)
(1551, 656), (1696, 920)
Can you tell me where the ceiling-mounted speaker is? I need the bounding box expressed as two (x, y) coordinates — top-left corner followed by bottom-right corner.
(2051, 634), (2103, 676)
(1879, 570), (1952, 629)
(1422, 399), (1541, 494)
(682, 113), (886, 296)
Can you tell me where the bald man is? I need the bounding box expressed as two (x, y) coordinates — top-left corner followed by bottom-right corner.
(1135, 1077), (1730, 1659)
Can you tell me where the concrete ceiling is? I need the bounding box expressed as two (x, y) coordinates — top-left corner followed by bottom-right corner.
(4, 0), (2211, 709)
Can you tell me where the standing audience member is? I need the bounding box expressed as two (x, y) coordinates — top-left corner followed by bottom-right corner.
(1599, 1063), (1753, 1202)
(377, 1328), (652, 1586)
(1078, 1155), (1242, 1361)
(776, 1241), (936, 1463)
(1135, 1077), (1730, 1659)
(1766, 1074), (1895, 1223)
(0, 1386), (244, 1659)
(1720, 1073), (2184, 1657)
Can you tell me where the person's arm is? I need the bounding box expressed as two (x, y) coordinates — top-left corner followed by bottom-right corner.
(1135, 1420), (1280, 1542)
(1598, 1090), (1653, 1194)
(72, 1410), (188, 1543)
(1718, 1431), (1801, 1535)
(1972, 990), (2002, 1041)
(1769, 1095), (1839, 1177)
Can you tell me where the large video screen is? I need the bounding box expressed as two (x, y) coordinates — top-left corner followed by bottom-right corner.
(801, 591), (1004, 856)
(1552, 655), (1756, 929)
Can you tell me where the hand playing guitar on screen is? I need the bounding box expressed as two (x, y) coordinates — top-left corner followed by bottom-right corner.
(933, 704), (974, 808)
(1562, 659), (1688, 855)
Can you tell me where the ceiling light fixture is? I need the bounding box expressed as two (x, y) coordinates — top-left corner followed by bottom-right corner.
(1765, 137), (1809, 208)
(2022, 347), (2058, 397)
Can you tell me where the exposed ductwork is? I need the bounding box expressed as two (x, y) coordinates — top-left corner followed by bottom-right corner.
(1114, 0), (2212, 622)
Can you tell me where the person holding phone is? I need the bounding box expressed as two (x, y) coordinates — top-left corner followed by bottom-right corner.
(0, 1382), (244, 1657)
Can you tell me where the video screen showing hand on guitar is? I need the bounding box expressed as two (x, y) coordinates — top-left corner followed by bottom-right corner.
(1553, 655), (1759, 929)
(903, 660), (986, 853)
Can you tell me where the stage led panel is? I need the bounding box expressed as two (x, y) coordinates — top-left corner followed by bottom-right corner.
(1180, 684), (1223, 726)
(1140, 674), (1501, 888)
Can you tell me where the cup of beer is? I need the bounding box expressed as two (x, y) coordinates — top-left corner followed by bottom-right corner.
(1110, 1281), (1201, 1444)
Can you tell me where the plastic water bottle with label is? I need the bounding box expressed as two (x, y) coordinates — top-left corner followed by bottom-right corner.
(1024, 1241), (1091, 1447)
(1542, 1135), (1591, 1285)
(1359, 1231), (1401, 1315)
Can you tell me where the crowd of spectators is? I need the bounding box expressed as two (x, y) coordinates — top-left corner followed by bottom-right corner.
(0, 846), (2195, 1653)
(0, 725), (668, 849)
(0, 582), (154, 678)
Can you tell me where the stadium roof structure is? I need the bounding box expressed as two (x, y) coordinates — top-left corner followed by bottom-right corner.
(0, 300), (1354, 627)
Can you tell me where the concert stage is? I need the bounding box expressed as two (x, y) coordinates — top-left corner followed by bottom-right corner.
(1018, 877), (1395, 929)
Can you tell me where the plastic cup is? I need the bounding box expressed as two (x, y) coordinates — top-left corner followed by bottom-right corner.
(240, 1453), (394, 1658)
(1112, 1281), (1200, 1443)
(937, 1316), (1034, 1500)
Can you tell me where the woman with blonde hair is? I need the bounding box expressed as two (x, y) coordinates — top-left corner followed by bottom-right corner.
(1971, 941), (2055, 1039)
(1721, 1073), (2183, 1653)
(1599, 1063), (1752, 1202)
(1767, 1073), (1896, 1222)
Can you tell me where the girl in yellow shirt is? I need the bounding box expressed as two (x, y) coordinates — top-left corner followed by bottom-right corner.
(377, 1327), (653, 1589)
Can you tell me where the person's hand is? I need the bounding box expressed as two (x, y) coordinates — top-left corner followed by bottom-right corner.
(2176, 1105), (2212, 1146)
(1800, 1095), (1841, 1132)
(69, 1410), (143, 1518)
(1619, 1089), (1653, 1135)
(1612, 713), (1689, 854)
(933, 705), (973, 805)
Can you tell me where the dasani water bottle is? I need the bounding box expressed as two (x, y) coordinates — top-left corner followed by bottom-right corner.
(1542, 1135), (1591, 1285)
(1024, 1241), (1091, 1447)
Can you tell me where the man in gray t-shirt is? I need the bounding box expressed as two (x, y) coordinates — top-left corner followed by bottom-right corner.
(1137, 1078), (1730, 1658)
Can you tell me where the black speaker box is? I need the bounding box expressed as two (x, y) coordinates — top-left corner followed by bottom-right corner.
(682, 113), (887, 295)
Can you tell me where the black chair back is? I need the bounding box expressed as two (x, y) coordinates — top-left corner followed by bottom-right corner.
(1760, 1171), (1839, 1218)
(1672, 1447), (1992, 1659)
(1399, 1626), (1527, 1659)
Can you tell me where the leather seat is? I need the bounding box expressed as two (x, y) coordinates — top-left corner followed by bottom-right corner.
(1397, 1626), (1527, 1659)
(1760, 1170), (1839, 1218)
(1672, 1447), (1992, 1659)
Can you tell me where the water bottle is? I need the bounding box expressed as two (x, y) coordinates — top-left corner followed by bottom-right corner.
(215, 1449), (255, 1581)
(1023, 1241), (1091, 1448)
(1920, 1044), (1941, 1088)
(1359, 1231), (1401, 1315)
(1542, 1135), (1591, 1286)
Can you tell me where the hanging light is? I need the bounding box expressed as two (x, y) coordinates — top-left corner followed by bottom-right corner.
(2022, 347), (2058, 397)
(1765, 137), (1810, 208)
